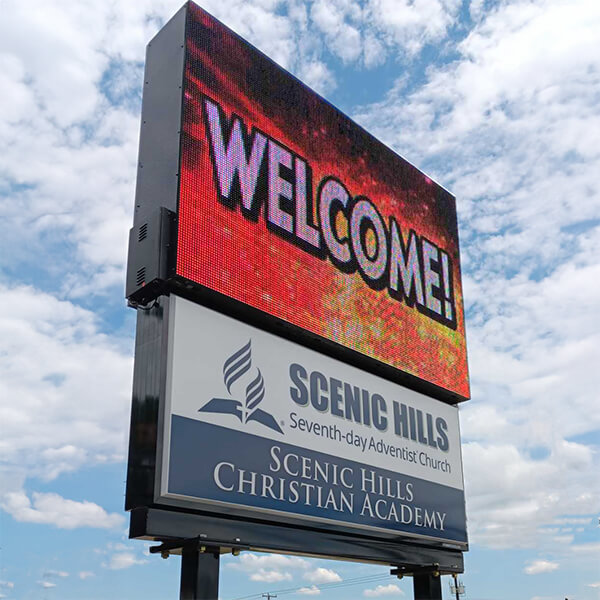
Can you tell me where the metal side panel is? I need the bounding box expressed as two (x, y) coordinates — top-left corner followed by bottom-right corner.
(125, 297), (170, 510)
(126, 3), (186, 301)
(133, 3), (186, 226)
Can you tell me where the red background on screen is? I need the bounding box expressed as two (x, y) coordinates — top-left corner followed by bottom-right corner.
(176, 4), (470, 399)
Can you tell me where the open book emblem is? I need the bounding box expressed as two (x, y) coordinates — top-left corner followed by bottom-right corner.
(198, 340), (283, 434)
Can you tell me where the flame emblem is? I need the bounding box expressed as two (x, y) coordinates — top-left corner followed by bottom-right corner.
(198, 340), (283, 433)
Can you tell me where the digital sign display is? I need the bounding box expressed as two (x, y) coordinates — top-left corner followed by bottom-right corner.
(175, 3), (469, 400)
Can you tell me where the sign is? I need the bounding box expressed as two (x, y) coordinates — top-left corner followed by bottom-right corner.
(176, 3), (469, 400)
(158, 295), (467, 546)
(126, 2), (469, 572)
(126, 1), (470, 402)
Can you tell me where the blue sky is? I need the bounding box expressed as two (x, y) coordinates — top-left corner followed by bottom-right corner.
(0, 0), (599, 599)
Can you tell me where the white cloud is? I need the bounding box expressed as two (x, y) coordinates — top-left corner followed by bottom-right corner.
(552, 517), (592, 526)
(364, 583), (404, 597)
(304, 568), (342, 584)
(310, 0), (362, 64)
(43, 570), (68, 578)
(463, 439), (597, 548)
(354, 0), (600, 552)
(233, 553), (309, 571)
(365, 0), (461, 57)
(298, 59), (337, 96)
(569, 542), (600, 555)
(305, 0), (460, 68)
(363, 33), (386, 68)
(0, 285), (132, 492)
(79, 571), (95, 580)
(228, 554), (343, 586)
(0, 0), (324, 299)
(0, 4), (141, 287)
(229, 553), (309, 583)
(298, 585), (321, 595)
(523, 560), (559, 575)
(250, 569), (293, 583)
(0, 0), (471, 304)
(200, 0), (299, 71)
(0, 583), (12, 600)
(38, 581), (56, 589)
(104, 552), (148, 570)
(1, 490), (124, 530)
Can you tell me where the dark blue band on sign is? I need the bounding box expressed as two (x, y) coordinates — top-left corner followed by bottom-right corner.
(168, 415), (467, 543)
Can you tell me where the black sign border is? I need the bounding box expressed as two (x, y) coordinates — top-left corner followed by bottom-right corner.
(126, 294), (466, 570)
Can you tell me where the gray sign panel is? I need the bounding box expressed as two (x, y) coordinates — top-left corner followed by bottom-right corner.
(158, 295), (467, 547)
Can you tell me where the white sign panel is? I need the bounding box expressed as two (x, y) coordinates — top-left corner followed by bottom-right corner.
(159, 295), (467, 545)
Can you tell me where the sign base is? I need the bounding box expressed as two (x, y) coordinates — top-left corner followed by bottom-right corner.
(130, 507), (464, 573)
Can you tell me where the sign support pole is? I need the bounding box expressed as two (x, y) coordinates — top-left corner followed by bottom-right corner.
(179, 546), (220, 600)
(413, 573), (442, 600)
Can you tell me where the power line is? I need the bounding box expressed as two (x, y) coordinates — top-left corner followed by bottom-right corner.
(300, 575), (390, 596)
(230, 573), (386, 599)
(230, 573), (390, 600)
(228, 572), (392, 600)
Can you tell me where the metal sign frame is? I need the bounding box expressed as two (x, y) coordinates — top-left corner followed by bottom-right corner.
(155, 295), (466, 547)
(126, 295), (465, 572)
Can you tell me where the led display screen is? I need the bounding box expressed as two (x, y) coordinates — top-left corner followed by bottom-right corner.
(176, 3), (470, 400)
